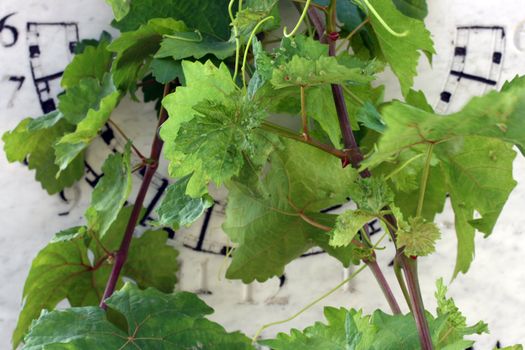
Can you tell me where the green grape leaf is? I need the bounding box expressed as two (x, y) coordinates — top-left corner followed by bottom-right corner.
(330, 210), (376, 248)
(393, 0), (428, 19)
(271, 55), (372, 89)
(113, 0), (232, 41)
(434, 278), (488, 347)
(363, 83), (525, 275)
(397, 217), (441, 257)
(61, 37), (113, 89)
(357, 101), (386, 133)
(12, 234), (108, 348)
(124, 230), (179, 292)
(54, 79), (120, 172)
(155, 32), (236, 60)
(360, 0), (434, 96)
(58, 74), (119, 125)
(161, 60), (274, 194)
(107, 18), (187, 92)
(13, 207), (179, 348)
(105, 0), (130, 21)
(352, 177), (395, 213)
(85, 145), (132, 239)
(497, 346), (524, 350)
(23, 283), (254, 350)
(223, 139), (359, 282)
(155, 174), (213, 229)
(262, 306), (448, 350)
(260, 307), (375, 350)
(405, 89), (434, 112)
(150, 57), (184, 84)
(2, 112), (84, 195)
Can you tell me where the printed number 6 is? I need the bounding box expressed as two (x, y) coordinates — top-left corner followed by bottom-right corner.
(0, 13), (19, 48)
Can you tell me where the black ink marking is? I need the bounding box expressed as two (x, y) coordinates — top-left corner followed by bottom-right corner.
(0, 13), (19, 47)
(27, 22), (79, 114)
(493, 52), (502, 64)
(100, 125), (116, 146)
(457, 25), (505, 38)
(4, 75), (25, 107)
(140, 178), (169, 226)
(85, 161), (103, 188)
(195, 204), (216, 251)
(450, 70), (497, 86)
(321, 204), (343, 213)
(454, 46), (467, 56)
(279, 275), (286, 288)
(368, 219), (382, 236)
(440, 91), (452, 103)
(388, 259), (394, 267)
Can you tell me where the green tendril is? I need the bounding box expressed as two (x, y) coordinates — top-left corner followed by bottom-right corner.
(241, 16), (275, 89)
(164, 30), (203, 42)
(361, 0), (409, 37)
(283, 0), (311, 38)
(229, 0), (242, 82)
(251, 263), (367, 343)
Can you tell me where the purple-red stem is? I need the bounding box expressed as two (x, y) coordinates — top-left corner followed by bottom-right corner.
(99, 83), (172, 308)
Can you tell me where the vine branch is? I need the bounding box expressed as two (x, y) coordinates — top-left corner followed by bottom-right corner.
(99, 83), (174, 309)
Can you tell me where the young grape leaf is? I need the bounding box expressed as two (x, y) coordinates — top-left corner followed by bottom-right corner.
(58, 74), (119, 125)
(357, 101), (386, 133)
(434, 278), (488, 347)
(357, 0), (434, 96)
(393, 0), (428, 19)
(161, 60), (275, 195)
(155, 174), (214, 229)
(85, 145), (132, 239)
(223, 139), (359, 282)
(61, 37), (113, 89)
(105, 0), (131, 21)
(260, 307), (375, 350)
(330, 210), (377, 248)
(262, 306), (448, 350)
(107, 18), (187, 91)
(113, 0), (232, 41)
(23, 283), (254, 350)
(397, 217), (441, 257)
(54, 77), (121, 172)
(2, 112), (84, 195)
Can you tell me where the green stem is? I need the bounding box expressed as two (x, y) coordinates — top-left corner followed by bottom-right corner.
(394, 255), (412, 311)
(261, 121), (347, 159)
(283, 0), (312, 37)
(361, 0), (409, 37)
(241, 16), (275, 88)
(229, 0), (241, 82)
(300, 85), (309, 139)
(251, 264), (367, 342)
(336, 17), (370, 51)
(416, 143), (434, 217)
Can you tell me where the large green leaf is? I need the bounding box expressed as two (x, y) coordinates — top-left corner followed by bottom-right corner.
(393, 0), (428, 19)
(364, 83), (525, 276)
(160, 60), (276, 195)
(23, 284), (254, 350)
(107, 18), (187, 91)
(85, 145), (132, 239)
(58, 74), (119, 125)
(2, 112), (84, 194)
(223, 139), (359, 282)
(113, 0), (232, 41)
(155, 32), (236, 60)
(155, 174), (213, 229)
(105, 0), (130, 21)
(54, 77), (121, 172)
(61, 38), (113, 89)
(13, 207), (179, 348)
(261, 307), (449, 350)
(358, 0), (434, 96)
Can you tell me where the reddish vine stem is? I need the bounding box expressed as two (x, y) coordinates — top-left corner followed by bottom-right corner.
(309, 3), (400, 316)
(99, 83), (173, 309)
